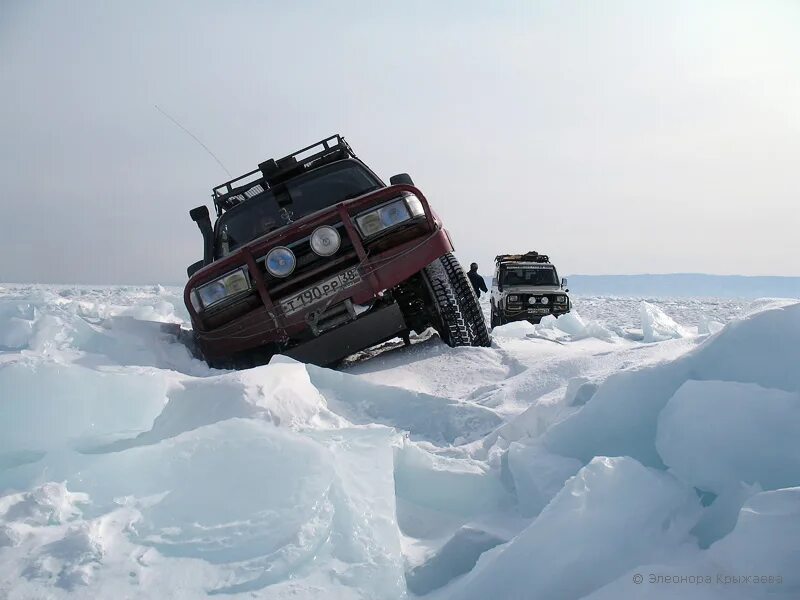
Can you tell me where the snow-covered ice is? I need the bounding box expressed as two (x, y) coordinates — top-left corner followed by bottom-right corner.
(1, 283), (799, 599)
(640, 300), (692, 342)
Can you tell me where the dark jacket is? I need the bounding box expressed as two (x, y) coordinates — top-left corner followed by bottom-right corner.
(467, 270), (488, 297)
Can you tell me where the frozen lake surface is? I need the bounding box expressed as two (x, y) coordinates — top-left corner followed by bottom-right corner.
(1, 283), (798, 599)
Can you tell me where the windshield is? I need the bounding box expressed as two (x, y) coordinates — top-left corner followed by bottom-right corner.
(214, 189), (283, 258)
(287, 161), (380, 216)
(214, 161), (381, 257)
(501, 266), (559, 287)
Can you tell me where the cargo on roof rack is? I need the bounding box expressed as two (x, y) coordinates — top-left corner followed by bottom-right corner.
(495, 251), (550, 264)
(211, 134), (357, 216)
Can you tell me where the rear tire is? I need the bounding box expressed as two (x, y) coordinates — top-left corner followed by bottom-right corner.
(424, 253), (492, 347)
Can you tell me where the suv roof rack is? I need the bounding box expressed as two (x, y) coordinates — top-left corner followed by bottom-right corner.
(211, 134), (356, 216)
(495, 251), (550, 264)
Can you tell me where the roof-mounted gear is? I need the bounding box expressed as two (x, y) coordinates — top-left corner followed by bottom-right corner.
(495, 251), (550, 264)
(211, 134), (357, 216)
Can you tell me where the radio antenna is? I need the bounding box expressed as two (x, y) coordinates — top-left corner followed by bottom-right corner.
(154, 105), (231, 177)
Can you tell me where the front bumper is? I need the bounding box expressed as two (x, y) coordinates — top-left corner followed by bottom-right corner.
(501, 306), (570, 324)
(192, 226), (453, 362)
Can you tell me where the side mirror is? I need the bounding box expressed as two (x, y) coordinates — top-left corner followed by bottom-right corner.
(187, 260), (204, 277)
(561, 277), (568, 289)
(390, 173), (414, 186)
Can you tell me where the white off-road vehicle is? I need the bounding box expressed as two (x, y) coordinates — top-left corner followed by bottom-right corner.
(489, 251), (571, 328)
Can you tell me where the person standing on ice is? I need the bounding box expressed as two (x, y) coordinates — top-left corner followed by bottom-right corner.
(467, 262), (488, 298)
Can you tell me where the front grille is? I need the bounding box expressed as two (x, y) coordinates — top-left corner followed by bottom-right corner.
(256, 222), (361, 301)
(506, 293), (569, 311)
(508, 293), (564, 303)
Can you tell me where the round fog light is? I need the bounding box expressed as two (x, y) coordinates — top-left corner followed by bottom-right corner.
(541, 296), (549, 305)
(265, 246), (296, 277)
(310, 225), (341, 257)
(528, 297), (536, 305)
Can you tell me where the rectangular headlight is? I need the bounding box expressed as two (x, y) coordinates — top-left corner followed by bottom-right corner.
(355, 194), (423, 237)
(194, 267), (250, 310)
(355, 210), (386, 237)
(508, 295), (520, 302)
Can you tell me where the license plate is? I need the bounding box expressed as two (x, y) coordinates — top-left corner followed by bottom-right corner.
(528, 308), (550, 315)
(279, 268), (362, 316)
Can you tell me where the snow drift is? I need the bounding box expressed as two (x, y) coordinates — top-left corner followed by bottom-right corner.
(1, 284), (799, 599)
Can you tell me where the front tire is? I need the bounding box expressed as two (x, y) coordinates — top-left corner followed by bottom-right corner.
(490, 307), (503, 329)
(424, 253), (492, 347)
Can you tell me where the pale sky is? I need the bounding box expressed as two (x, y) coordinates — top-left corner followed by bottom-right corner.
(2, 0), (799, 284)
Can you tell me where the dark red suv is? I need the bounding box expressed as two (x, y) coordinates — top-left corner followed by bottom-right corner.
(184, 135), (490, 368)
